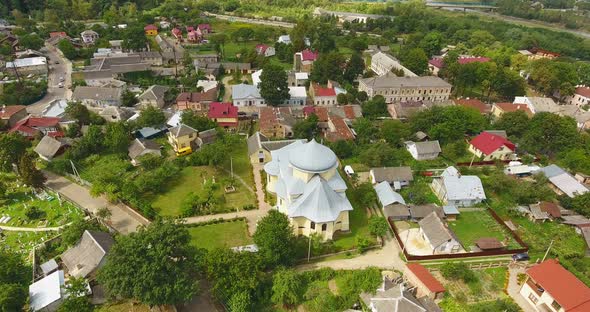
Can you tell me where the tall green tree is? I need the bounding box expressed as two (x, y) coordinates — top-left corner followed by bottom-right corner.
(271, 268), (303, 308)
(293, 114), (319, 140)
(136, 106), (166, 128)
(98, 220), (199, 306)
(343, 53), (365, 83)
(18, 154), (46, 188)
(0, 249), (29, 312)
(0, 133), (29, 171)
(181, 110), (217, 132)
(259, 64), (290, 106)
(104, 122), (130, 154)
(399, 47), (428, 75)
(65, 102), (91, 125)
(253, 210), (297, 268)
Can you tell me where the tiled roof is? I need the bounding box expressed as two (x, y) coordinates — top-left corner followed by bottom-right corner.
(176, 88), (217, 103)
(0, 105), (26, 119)
(527, 259), (590, 312)
(325, 116), (354, 141)
(301, 49), (318, 61)
(208, 102), (238, 119)
(457, 56), (491, 65)
(313, 83), (336, 97)
(469, 132), (515, 155)
(575, 86), (590, 98)
(144, 24), (157, 31)
(406, 263), (445, 293)
(454, 98), (490, 114)
(494, 102), (532, 116)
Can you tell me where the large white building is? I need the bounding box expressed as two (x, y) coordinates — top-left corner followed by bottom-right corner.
(264, 139), (353, 240)
(370, 52), (417, 77)
(358, 74), (452, 104)
(232, 83), (265, 107)
(5, 56), (48, 75)
(431, 166), (486, 207)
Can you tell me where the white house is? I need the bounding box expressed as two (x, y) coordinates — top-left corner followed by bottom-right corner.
(264, 139), (353, 240)
(29, 270), (66, 311)
(370, 52), (416, 77)
(80, 30), (99, 45)
(232, 83), (265, 107)
(277, 35), (292, 45)
(370, 166), (413, 190)
(72, 86), (122, 107)
(539, 165), (589, 198)
(284, 86), (307, 106)
(405, 141), (441, 160)
(519, 259), (590, 312)
(431, 166), (486, 207)
(5, 57), (48, 75)
(256, 44), (275, 57)
(566, 86), (590, 107)
(513, 96), (560, 114)
(418, 212), (462, 254)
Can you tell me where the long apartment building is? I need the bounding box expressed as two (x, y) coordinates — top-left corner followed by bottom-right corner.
(358, 74), (452, 104)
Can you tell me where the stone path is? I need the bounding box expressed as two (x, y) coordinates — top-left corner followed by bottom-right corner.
(507, 264), (536, 312)
(184, 163), (271, 235)
(44, 171), (148, 234)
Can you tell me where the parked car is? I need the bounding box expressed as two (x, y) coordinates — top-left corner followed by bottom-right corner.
(58, 82), (64, 88)
(512, 252), (530, 261)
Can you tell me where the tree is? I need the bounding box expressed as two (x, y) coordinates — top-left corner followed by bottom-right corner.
(399, 47), (428, 75)
(136, 106), (165, 127)
(104, 122), (129, 154)
(61, 219), (104, 247)
(58, 277), (92, 312)
(122, 90), (138, 107)
(337, 93), (348, 105)
(493, 110), (530, 137)
(368, 216), (389, 237)
(98, 220), (199, 306)
(353, 118), (378, 145)
(0, 283), (27, 311)
(18, 154), (45, 188)
(420, 31), (443, 58)
(293, 114), (319, 140)
(65, 102), (91, 125)
(57, 39), (78, 60)
(181, 110), (217, 132)
(96, 207), (112, 223)
(271, 268), (303, 308)
(228, 291), (252, 312)
(361, 95), (388, 118)
(0, 249), (28, 312)
(310, 53), (346, 84)
(521, 112), (580, 155)
(203, 248), (262, 301)
(0, 132), (30, 171)
(259, 63), (290, 106)
(343, 53), (365, 83)
(19, 33), (44, 50)
(253, 210), (297, 268)
(380, 120), (411, 146)
(122, 24), (148, 52)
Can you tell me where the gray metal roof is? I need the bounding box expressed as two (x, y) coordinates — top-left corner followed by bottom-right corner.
(371, 167), (413, 183)
(419, 212), (454, 249)
(548, 173), (589, 198)
(359, 284), (426, 312)
(375, 181), (406, 207)
(288, 175), (353, 223)
(232, 83), (260, 100)
(72, 86), (122, 101)
(288, 139), (338, 173)
(61, 230), (114, 278)
(443, 205), (460, 215)
(139, 85), (169, 101)
(128, 138), (161, 160)
(413, 140), (441, 155)
(410, 204), (444, 219)
(439, 167), (486, 201)
(40, 259), (58, 276)
(383, 204), (411, 219)
(539, 164), (566, 178)
(169, 124), (198, 138)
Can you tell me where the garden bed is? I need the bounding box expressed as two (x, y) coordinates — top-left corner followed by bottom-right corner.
(448, 211), (521, 251)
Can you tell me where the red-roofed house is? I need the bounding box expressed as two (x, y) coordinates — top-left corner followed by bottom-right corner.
(567, 87), (590, 107)
(176, 88), (218, 112)
(208, 102), (238, 129)
(187, 30), (199, 43)
(520, 48), (560, 60)
(144, 24), (158, 36)
(468, 131), (515, 160)
(310, 83), (337, 106)
(491, 102), (533, 118)
(255, 44), (275, 57)
(325, 116), (355, 142)
(454, 98), (491, 115)
(49, 32), (67, 38)
(171, 28), (182, 40)
(9, 117), (62, 138)
(0, 105), (28, 128)
(294, 49), (318, 73)
(404, 263), (445, 300)
(197, 24), (211, 34)
(520, 259), (590, 312)
(429, 56), (490, 76)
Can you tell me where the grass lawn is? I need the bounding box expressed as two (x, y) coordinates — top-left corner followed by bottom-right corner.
(186, 220), (252, 250)
(448, 211), (520, 251)
(399, 176), (441, 205)
(96, 300), (151, 312)
(0, 175), (84, 228)
(437, 267), (510, 304)
(1, 231), (54, 256)
(224, 42), (258, 60)
(268, 57), (293, 70)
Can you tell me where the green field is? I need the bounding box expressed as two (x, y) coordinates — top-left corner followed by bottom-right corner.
(448, 211), (520, 251)
(186, 220), (252, 250)
(439, 267), (514, 307)
(1, 231), (55, 256)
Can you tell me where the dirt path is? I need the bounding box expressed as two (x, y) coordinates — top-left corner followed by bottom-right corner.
(0, 224), (68, 232)
(44, 171), (148, 234)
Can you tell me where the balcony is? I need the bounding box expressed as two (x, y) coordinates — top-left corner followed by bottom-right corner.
(526, 278), (545, 297)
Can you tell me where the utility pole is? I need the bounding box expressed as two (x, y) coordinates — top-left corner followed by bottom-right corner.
(542, 239), (554, 262)
(307, 234), (312, 262)
(70, 160), (81, 183)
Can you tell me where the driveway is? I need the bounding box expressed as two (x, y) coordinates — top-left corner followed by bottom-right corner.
(507, 264), (536, 312)
(27, 43), (72, 116)
(398, 228), (432, 256)
(297, 236), (406, 271)
(44, 171), (147, 234)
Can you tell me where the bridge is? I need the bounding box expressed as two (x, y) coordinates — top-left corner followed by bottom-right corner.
(426, 1), (498, 9)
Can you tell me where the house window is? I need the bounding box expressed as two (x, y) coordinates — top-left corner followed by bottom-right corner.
(321, 224), (327, 231)
(310, 222), (315, 230)
(528, 293), (538, 304)
(551, 300), (561, 310)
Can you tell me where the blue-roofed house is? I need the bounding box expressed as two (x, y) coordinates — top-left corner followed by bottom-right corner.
(264, 139), (352, 240)
(232, 83), (265, 107)
(431, 166), (486, 207)
(135, 126), (168, 139)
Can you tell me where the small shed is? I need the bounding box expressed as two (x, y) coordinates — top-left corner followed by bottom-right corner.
(344, 165), (354, 177)
(442, 205), (460, 221)
(40, 259), (59, 276)
(475, 237), (504, 250)
(404, 263), (445, 300)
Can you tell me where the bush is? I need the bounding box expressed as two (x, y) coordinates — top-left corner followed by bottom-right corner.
(440, 262), (477, 283)
(356, 235), (372, 253)
(24, 206), (45, 220)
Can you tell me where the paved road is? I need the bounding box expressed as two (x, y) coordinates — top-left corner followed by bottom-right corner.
(26, 43), (73, 116)
(44, 171), (147, 234)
